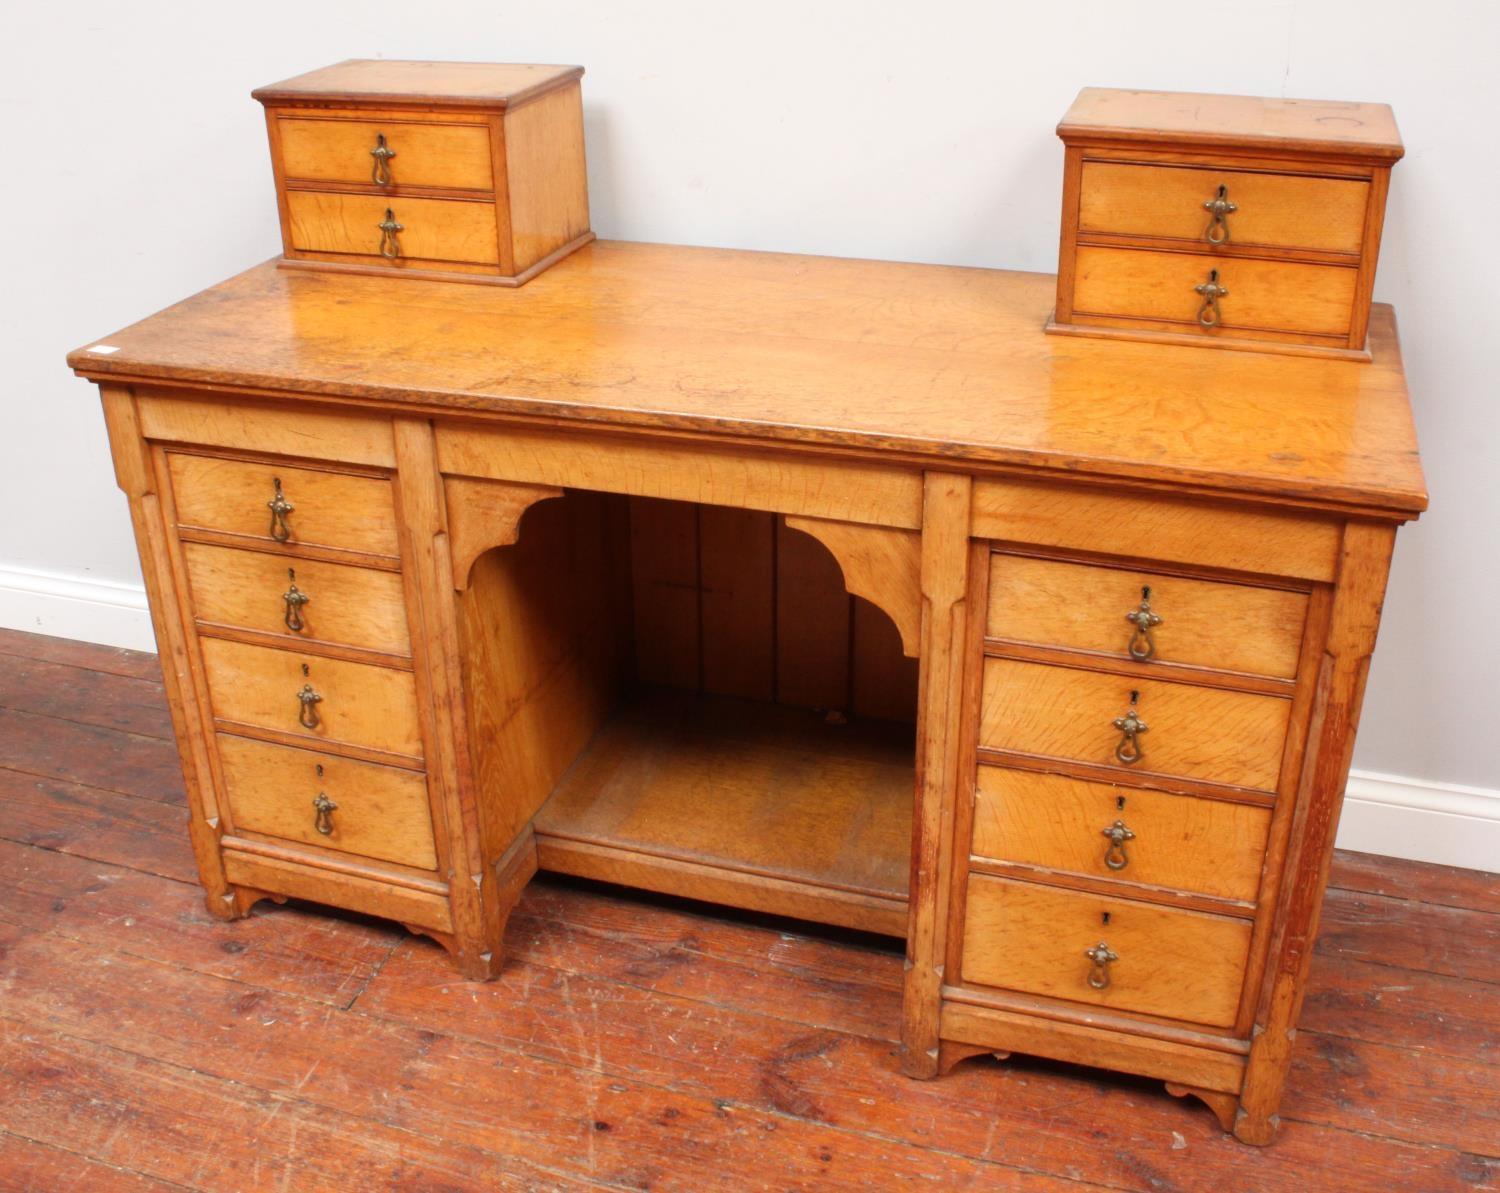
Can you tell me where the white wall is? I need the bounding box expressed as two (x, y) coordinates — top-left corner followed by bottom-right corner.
(5, 1), (1497, 868)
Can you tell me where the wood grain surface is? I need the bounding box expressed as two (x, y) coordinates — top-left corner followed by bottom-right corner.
(200, 636), (423, 759)
(139, 391), (396, 467)
(182, 541), (411, 655)
(1077, 161), (1369, 254)
(253, 60), (584, 109)
(986, 551), (1309, 678)
(503, 80), (591, 271)
(286, 191), (501, 265)
(67, 245), (1426, 516)
(533, 686), (914, 905)
(973, 478), (1342, 581)
(436, 421), (924, 529)
(459, 490), (623, 854)
(960, 874), (1254, 1028)
(980, 657), (1291, 791)
(1057, 88), (1404, 159)
(216, 733), (437, 869)
(167, 453), (400, 557)
(1072, 246), (1357, 336)
(278, 115), (494, 191)
(970, 767), (1272, 902)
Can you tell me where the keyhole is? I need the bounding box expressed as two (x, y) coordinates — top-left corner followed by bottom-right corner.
(288, 567), (297, 582)
(302, 663), (310, 677)
(1116, 795), (1126, 811)
(1101, 912), (1111, 926)
(1129, 689), (1139, 704)
(1141, 585), (1151, 601)
(315, 764), (324, 778)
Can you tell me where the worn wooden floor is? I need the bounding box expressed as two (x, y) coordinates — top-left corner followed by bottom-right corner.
(0, 627), (1494, 1192)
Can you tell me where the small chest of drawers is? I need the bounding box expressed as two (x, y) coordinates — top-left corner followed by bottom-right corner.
(1048, 87), (1403, 359)
(254, 59), (593, 286)
(141, 415), (457, 946)
(951, 532), (1323, 1097)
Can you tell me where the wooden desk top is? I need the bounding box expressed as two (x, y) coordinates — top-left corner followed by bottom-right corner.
(70, 240), (1426, 517)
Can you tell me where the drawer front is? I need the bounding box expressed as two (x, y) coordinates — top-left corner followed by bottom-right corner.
(986, 553), (1308, 679)
(961, 875), (1252, 1028)
(1073, 245), (1357, 337)
(971, 478), (1341, 584)
(168, 455), (399, 558)
(183, 542), (409, 655)
(971, 768), (1271, 903)
(200, 637), (423, 759)
(980, 658), (1289, 792)
(1078, 161), (1369, 255)
(286, 191), (500, 265)
(277, 116), (493, 191)
(218, 735), (437, 870)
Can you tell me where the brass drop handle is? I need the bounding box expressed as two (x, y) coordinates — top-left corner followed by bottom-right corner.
(370, 133), (397, 186)
(296, 682), (323, 729)
(378, 208), (404, 260)
(1085, 941), (1119, 990)
(1102, 819), (1135, 870)
(1195, 269), (1228, 328)
(282, 568), (310, 633)
(312, 791), (338, 836)
(267, 477), (294, 543)
(1125, 586), (1162, 661)
(1203, 184), (1237, 244)
(1112, 692), (1148, 765)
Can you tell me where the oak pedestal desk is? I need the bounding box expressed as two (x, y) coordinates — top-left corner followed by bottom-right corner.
(70, 241), (1426, 1145)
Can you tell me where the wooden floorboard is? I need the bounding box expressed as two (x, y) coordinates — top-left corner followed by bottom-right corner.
(0, 626), (164, 682)
(0, 652), (174, 740)
(0, 628), (1496, 1191)
(1329, 849), (1500, 916)
(0, 768), (199, 884)
(1316, 887), (1500, 984)
(0, 706), (185, 804)
(0, 1130), (195, 1192)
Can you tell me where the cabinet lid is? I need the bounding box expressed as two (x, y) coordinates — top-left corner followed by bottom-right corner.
(253, 59), (583, 110)
(1057, 87), (1403, 161)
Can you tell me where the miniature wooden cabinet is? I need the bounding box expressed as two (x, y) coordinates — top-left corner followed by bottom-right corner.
(72, 242), (1423, 1145)
(255, 60), (593, 286)
(1048, 87), (1403, 359)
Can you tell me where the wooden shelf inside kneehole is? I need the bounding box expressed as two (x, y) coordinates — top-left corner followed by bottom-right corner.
(533, 687), (915, 937)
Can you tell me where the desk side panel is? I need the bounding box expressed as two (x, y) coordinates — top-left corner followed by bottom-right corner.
(98, 385), (236, 917)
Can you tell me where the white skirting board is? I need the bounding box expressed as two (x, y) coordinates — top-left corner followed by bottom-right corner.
(1, 564), (1496, 874)
(1337, 771), (1500, 875)
(0, 563), (156, 653)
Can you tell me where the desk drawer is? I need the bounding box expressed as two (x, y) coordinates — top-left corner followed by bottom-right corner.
(286, 191), (500, 266)
(961, 875), (1251, 1028)
(183, 543), (410, 655)
(986, 553), (1308, 679)
(972, 768), (1271, 903)
(277, 116), (493, 191)
(218, 735), (436, 870)
(1078, 161), (1369, 255)
(1073, 245), (1357, 337)
(168, 455), (399, 558)
(980, 658), (1289, 792)
(200, 637), (423, 760)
